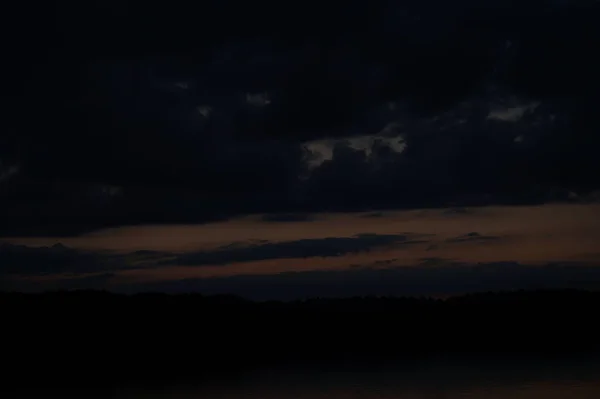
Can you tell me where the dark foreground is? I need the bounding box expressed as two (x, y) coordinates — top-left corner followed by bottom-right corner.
(2, 289), (600, 394)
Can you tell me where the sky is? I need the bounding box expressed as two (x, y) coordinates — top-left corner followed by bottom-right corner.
(2, 0), (600, 299)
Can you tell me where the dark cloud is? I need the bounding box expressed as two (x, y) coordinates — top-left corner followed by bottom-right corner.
(446, 232), (502, 243)
(0, 243), (127, 276)
(260, 213), (316, 223)
(47, 272), (117, 291)
(0, 272), (118, 293)
(168, 234), (423, 266)
(0, 233), (423, 279)
(4, 1), (600, 233)
(441, 208), (473, 216)
(117, 261), (600, 300)
(361, 212), (386, 218)
(5, 240), (600, 300)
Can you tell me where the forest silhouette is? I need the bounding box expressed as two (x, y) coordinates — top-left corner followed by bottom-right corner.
(3, 289), (600, 392)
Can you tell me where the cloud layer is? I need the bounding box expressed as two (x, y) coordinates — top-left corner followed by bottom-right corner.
(3, 202), (600, 299)
(3, 1), (600, 233)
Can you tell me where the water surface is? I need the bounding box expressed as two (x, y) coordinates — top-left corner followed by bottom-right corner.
(114, 357), (600, 399)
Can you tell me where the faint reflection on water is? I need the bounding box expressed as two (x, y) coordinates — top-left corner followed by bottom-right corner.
(115, 357), (600, 399)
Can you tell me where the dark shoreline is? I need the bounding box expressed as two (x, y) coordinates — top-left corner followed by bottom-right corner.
(3, 289), (600, 393)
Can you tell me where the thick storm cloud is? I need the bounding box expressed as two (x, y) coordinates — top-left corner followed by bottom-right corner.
(3, 0), (600, 234)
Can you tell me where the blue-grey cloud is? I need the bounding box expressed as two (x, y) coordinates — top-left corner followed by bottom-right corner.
(122, 261), (600, 301)
(0, 272), (118, 293)
(446, 232), (501, 243)
(0, 233), (426, 280)
(360, 212), (386, 218)
(0, 243), (121, 276)
(441, 207), (473, 216)
(5, 240), (600, 300)
(260, 213), (316, 223)
(168, 234), (425, 266)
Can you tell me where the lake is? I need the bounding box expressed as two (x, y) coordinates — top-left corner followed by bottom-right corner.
(111, 356), (600, 399)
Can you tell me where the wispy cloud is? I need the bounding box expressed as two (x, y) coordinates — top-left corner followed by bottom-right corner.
(486, 102), (540, 122)
(0, 163), (20, 184)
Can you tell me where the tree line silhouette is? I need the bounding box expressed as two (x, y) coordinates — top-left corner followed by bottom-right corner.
(2, 289), (600, 391)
